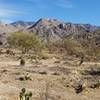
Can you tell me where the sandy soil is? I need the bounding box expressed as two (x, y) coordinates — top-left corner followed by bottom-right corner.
(0, 53), (100, 100)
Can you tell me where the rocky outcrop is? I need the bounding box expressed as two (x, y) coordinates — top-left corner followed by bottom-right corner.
(24, 19), (91, 42)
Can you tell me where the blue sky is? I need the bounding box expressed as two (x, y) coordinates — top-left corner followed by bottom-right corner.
(0, 0), (100, 25)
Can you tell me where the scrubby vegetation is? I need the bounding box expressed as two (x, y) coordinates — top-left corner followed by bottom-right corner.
(7, 32), (43, 54)
(63, 38), (84, 56)
(46, 38), (84, 55)
(6, 32), (100, 62)
(46, 37), (100, 61)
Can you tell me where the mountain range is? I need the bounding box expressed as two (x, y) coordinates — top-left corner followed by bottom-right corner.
(0, 18), (100, 47)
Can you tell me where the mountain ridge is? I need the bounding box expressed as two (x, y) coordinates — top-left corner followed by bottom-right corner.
(0, 18), (100, 46)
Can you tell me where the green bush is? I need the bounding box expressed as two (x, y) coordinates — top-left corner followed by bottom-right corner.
(7, 32), (43, 53)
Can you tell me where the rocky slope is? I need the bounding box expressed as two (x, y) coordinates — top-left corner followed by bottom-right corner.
(0, 18), (100, 45)
(0, 22), (17, 33)
(0, 22), (18, 45)
(24, 19), (88, 41)
(24, 18), (100, 42)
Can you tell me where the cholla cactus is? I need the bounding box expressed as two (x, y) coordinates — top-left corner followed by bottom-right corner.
(25, 73), (32, 81)
(19, 88), (32, 100)
(25, 92), (32, 100)
(19, 88), (26, 100)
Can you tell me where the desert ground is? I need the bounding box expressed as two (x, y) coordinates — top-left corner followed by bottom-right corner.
(0, 49), (100, 100)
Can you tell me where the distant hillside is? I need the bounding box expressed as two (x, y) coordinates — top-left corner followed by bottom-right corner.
(0, 23), (17, 33)
(0, 18), (100, 47)
(74, 24), (100, 32)
(24, 19), (86, 41)
(10, 21), (34, 29)
(0, 22), (17, 45)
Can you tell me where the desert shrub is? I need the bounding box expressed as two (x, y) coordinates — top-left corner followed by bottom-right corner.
(25, 73), (32, 80)
(46, 36), (99, 61)
(19, 74), (32, 81)
(20, 58), (25, 66)
(7, 32), (43, 53)
(47, 40), (65, 53)
(25, 75), (32, 81)
(78, 33), (100, 60)
(47, 38), (85, 57)
(85, 46), (100, 60)
(63, 38), (85, 56)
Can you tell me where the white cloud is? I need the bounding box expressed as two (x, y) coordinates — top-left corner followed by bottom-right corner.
(0, 3), (24, 18)
(0, 8), (21, 17)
